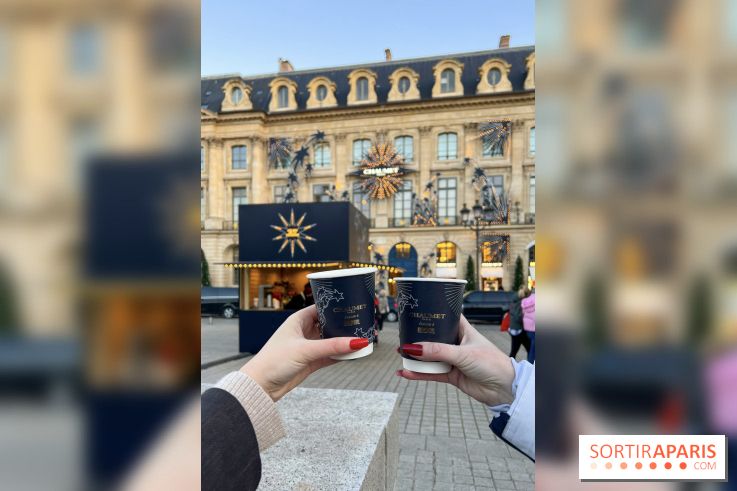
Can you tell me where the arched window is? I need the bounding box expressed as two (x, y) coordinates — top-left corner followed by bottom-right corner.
(440, 68), (455, 93)
(398, 76), (410, 94)
(394, 135), (413, 162)
(231, 145), (247, 169)
(437, 132), (458, 160)
(436, 241), (457, 264)
(277, 86), (289, 108)
(314, 142), (331, 167)
(231, 86), (243, 105)
(316, 84), (327, 101)
(389, 242), (418, 277)
(352, 139), (371, 166)
(356, 77), (369, 101)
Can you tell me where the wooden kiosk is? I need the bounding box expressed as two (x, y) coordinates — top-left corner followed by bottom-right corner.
(223, 202), (401, 354)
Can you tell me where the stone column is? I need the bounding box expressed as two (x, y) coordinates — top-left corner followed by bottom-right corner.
(251, 136), (267, 203)
(334, 133), (348, 196)
(417, 126), (433, 193)
(205, 137), (225, 228)
(462, 122), (478, 209)
(509, 119), (527, 221)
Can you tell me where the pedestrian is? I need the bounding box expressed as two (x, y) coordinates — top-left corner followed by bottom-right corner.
(377, 286), (389, 331)
(284, 289), (305, 310)
(508, 288), (531, 358)
(303, 283), (314, 306)
(521, 289), (535, 363)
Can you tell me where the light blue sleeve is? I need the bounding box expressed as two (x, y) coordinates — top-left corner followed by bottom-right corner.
(488, 359), (535, 460)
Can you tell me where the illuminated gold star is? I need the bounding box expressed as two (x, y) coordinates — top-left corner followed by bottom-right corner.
(270, 208), (317, 257)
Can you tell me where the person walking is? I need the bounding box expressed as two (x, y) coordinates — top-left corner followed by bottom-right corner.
(377, 287), (389, 331)
(521, 289), (535, 363)
(508, 288), (531, 358)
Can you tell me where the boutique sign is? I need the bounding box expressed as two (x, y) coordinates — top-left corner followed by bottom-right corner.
(352, 142), (414, 200)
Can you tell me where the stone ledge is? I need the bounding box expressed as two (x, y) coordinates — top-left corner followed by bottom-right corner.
(260, 388), (399, 491)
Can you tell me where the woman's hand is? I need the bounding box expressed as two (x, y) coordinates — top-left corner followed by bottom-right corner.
(397, 315), (515, 407)
(241, 305), (369, 402)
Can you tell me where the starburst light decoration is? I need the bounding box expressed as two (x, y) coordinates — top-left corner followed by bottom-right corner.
(270, 208), (317, 257)
(478, 120), (511, 156)
(268, 137), (293, 169)
(358, 142), (406, 199)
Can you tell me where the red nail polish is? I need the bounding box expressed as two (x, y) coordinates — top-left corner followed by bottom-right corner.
(350, 338), (369, 350)
(400, 344), (423, 356)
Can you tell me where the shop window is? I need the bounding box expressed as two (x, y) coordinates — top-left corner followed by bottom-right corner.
(436, 241), (457, 264)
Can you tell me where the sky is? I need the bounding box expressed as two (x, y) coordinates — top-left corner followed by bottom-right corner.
(201, 0), (535, 77)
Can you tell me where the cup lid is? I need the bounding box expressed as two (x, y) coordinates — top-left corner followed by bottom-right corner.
(306, 267), (377, 279)
(394, 277), (467, 284)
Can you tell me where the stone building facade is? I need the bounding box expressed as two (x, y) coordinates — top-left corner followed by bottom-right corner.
(201, 43), (535, 291)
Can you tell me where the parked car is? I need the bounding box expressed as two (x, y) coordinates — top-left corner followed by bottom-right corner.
(461, 290), (517, 323)
(201, 287), (239, 318)
(385, 296), (399, 322)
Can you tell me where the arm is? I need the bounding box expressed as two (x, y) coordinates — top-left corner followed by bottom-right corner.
(489, 359), (535, 460)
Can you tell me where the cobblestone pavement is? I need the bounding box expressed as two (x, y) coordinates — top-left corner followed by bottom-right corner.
(202, 321), (534, 491)
(201, 316), (241, 365)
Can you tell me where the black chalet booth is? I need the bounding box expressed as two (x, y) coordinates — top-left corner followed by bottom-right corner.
(224, 202), (402, 354)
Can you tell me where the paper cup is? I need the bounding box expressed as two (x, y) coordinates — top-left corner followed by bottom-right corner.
(395, 277), (467, 373)
(307, 267), (377, 360)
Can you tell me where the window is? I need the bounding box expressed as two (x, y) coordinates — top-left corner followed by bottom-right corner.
(232, 247), (240, 285)
(436, 241), (457, 264)
(440, 68), (455, 93)
(200, 187), (206, 220)
(487, 67), (502, 86)
(356, 77), (369, 101)
(393, 180), (413, 226)
(437, 177), (457, 224)
(200, 145), (205, 171)
(352, 183), (370, 218)
(437, 132), (458, 160)
(70, 24), (101, 75)
(316, 84), (327, 101)
(394, 242), (412, 258)
(274, 185), (287, 203)
(312, 184), (331, 202)
(529, 127), (536, 155)
(482, 130), (505, 157)
(394, 135), (413, 162)
(352, 139), (371, 166)
(398, 76), (410, 94)
(529, 175), (536, 213)
(277, 85), (289, 108)
(481, 239), (507, 264)
(231, 145), (247, 169)
(313, 142), (331, 167)
(231, 87), (243, 105)
(232, 187), (248, 222)
(484, 175), (504, 199)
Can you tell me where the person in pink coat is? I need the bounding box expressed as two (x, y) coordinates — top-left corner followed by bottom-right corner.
(521, 291), (535, 363)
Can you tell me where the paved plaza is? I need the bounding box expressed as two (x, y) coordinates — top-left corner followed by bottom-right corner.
(201, 318), (534, 491)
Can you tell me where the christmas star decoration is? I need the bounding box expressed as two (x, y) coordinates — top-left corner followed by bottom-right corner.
(270, 208), (317, 257)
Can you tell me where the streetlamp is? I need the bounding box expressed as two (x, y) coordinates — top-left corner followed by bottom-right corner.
(460, 200), (498, 291)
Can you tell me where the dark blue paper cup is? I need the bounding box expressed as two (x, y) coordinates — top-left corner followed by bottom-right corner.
(395, 277), (467, 373)
(306, 267), (377, 360)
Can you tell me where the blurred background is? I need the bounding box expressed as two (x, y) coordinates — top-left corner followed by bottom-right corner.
(536, 0), (736, 489)
(0, 0), (200, 489)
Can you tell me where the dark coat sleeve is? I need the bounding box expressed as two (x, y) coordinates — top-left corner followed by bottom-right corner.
(202, 388), (261, 491)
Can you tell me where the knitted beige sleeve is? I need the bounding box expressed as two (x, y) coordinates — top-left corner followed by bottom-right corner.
(215, 371), (286, 451)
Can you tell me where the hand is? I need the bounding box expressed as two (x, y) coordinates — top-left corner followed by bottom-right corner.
(396, 315), (515, 407)
(241, 305), (369, 401)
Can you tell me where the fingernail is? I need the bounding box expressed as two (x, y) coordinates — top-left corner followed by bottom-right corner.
(400, 344), (423, 356)
(395, 370), (403, 377)
(350, 338), (370, 350)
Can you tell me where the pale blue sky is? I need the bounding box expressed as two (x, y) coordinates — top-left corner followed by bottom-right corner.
(201, 0), (535, 76)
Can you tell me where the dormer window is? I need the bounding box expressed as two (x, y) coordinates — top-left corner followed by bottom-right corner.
(487, 68), (502, 86)
(388, 67), (420, 102)
(432, 60), (464, 98)
(347, 69), (377, 105)
(398, 77), (410, 93)
(230, 86), (243, 104)
(268, 77), (298, 112)
(316, 85), (327, 101)
(306, 76), (337, 109)
(277, 86), (288, 108)
(440, 69), (455, 93)
(356, 77), (369, 100)
(477, 58), (512, 94)
(221, 78), (252, 111)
